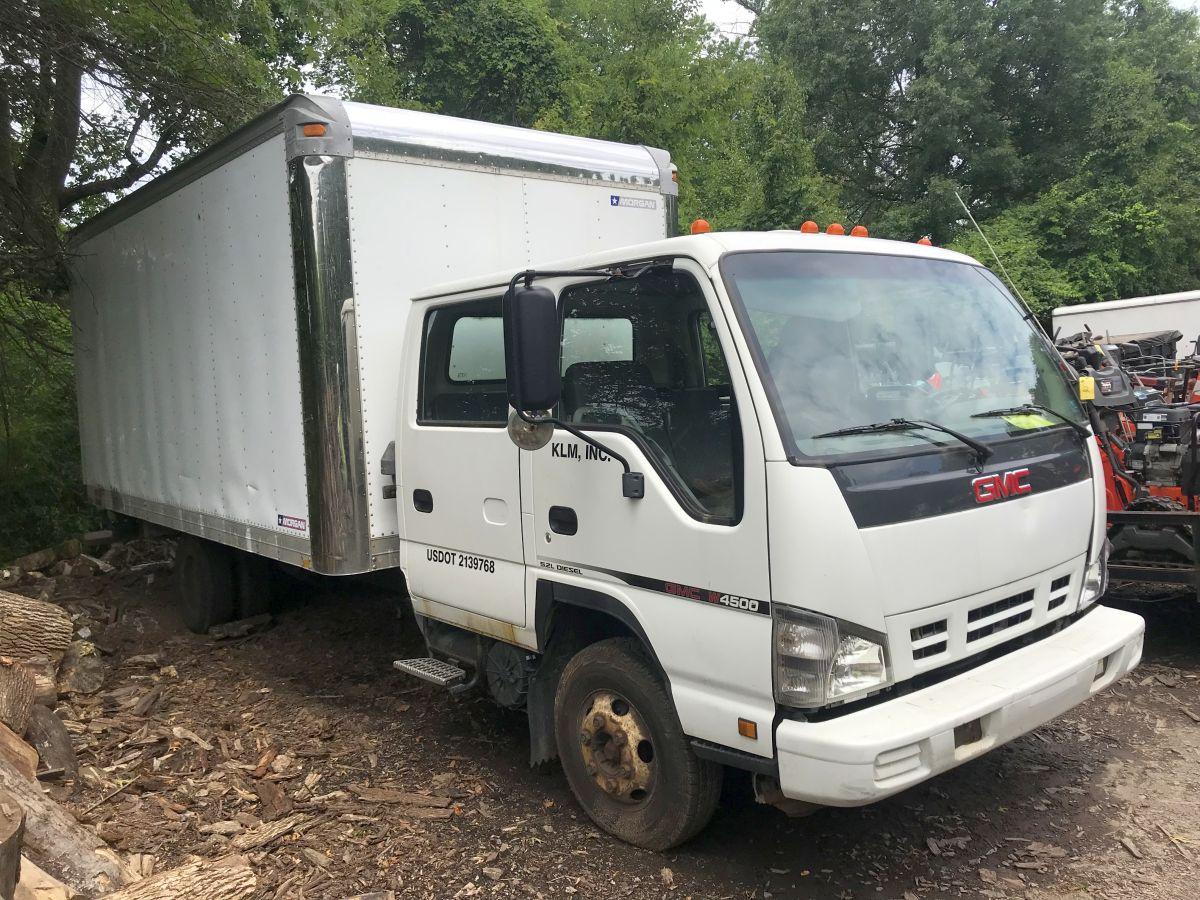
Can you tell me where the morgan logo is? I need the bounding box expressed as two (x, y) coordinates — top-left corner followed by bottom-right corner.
(277, 514), (307, 531)
(972, 468), (1032, 504)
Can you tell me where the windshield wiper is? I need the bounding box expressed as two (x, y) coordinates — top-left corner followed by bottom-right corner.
(813, 418), (993, 463)
(971, 404), (1090, 439)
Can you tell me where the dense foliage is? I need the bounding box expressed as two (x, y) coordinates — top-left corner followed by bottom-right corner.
(1, 0), (1199, 554)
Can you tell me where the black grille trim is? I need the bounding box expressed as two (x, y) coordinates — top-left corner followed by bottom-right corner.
(910, 620), (947, 642)
(913, 641), (948, 660)
(1048, 594), (1067, 611)
(968, 609), (1033, 641)
(968, 589), (1034, 624)
(1050, 575), (1071, 592)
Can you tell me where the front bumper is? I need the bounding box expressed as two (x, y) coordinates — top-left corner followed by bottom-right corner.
(774, 605), (1144, 806)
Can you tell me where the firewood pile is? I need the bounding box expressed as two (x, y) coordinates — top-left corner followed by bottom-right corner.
(0, 536), (255, 899)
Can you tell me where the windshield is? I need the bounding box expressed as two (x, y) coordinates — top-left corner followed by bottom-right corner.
(720, 250), (1083, 459)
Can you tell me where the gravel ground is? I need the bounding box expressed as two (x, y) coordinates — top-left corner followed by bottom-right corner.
(19, 545), (1200, 899)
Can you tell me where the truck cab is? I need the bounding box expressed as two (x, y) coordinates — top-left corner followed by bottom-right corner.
(393, 230), (1144, 849)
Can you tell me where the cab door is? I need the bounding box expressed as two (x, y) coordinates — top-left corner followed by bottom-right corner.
(525, 260), (773, 748)
(400, 295), (526, 625)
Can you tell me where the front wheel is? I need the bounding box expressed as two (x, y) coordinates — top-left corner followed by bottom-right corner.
(553, 637), (722, 850)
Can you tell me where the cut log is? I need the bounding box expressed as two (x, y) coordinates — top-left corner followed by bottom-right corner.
(0, 663), (34, 737)
(0, 595), (72, 664)
(14, 856), (72, 900)
(0, 727), (36, 781)
(0, 791), (24, 900)
(55, 647), (102, 699)
(22, 711), (74, 781)
(6, 554), (54, 578)
(96, 856), (254, 900)
(17, 663), (56, 712)
(0, 757), (123, 897)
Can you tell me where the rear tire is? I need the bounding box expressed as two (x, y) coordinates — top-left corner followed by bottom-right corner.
(553, 637), (722, 850)
(233, 552), (275, 618)
(175, 536), (235, 634)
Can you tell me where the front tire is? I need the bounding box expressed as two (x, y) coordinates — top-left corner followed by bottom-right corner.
(553, 637), (722, 850)
(175, 536), (235, 634)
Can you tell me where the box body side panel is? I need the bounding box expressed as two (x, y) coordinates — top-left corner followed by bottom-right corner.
(71, 135), (311, 559)
(347, 157), (669, 547)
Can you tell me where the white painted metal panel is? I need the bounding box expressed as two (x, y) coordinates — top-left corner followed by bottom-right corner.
(347, 157), (667, 541)
(1052, 290), (1200, 346)
(71, 136), (309, 547)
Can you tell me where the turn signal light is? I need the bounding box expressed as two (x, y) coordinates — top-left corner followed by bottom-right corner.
(737, 718), (758, 740)
(800, 220), (820, 234)
(826, 222), (846, 235)
(917, 236), (933, 246)
(301, 123), (327, 137)
(690, 218), (712, 234)
(850, 225), (868, 237)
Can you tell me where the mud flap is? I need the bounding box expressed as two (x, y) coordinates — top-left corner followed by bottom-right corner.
(526, 626), (588, 766)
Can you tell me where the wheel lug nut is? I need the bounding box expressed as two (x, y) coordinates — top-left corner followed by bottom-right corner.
(580, 732), (591, 746)
(592, 714), (606, 728)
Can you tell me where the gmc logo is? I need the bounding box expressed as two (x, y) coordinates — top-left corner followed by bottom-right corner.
(972, 468), (1032, 504)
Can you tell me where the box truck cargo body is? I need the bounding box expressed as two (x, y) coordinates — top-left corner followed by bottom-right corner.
(70, 95), (676, 576)
(1052, 290), (1200, 349)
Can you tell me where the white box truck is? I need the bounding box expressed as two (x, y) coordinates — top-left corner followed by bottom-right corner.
(1053, 289), (1200, 349)
(71, 94), (1145, 850)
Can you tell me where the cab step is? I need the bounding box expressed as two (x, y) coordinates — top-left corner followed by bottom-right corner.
(393, 657), (466, 687)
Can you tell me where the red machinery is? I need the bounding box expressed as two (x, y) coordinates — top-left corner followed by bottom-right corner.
(1056, 329), (1200, 597)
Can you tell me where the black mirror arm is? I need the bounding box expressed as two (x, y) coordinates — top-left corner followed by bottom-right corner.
(515, 409), (645, 500)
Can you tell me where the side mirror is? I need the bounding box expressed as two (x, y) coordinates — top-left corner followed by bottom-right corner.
(504, 284), (561, 413)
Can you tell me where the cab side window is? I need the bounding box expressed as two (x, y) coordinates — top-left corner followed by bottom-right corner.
(559, 270), (741, 522)
(419, 298), (507, 425)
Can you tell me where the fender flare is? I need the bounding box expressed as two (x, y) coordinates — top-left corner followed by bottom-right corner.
(526, 579), (666, 766)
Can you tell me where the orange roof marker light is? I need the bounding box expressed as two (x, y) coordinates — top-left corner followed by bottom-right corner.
(690, 218), (712, 234)
(799, 220), (820, 234)
(850, 225), (869, 237)
(916, 236), (933, 246)
(826, 222), (846, 235)
(301, 122), (327, 137)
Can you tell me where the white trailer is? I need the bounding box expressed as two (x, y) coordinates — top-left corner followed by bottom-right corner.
(70, 94), (675, 594)
(1052, 289), (1200, 349)
(71, 97), (1144, 851)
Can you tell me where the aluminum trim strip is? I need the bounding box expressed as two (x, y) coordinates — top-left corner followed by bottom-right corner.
(289, 154), (373, 575)
(351, 139), (662, 187)
(88, 487), (404, 574)
(88, 485), (313, 566)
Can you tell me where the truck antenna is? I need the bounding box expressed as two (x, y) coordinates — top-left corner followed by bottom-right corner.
(954, 191), (1031, 309)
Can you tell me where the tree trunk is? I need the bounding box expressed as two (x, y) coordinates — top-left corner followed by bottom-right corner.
(97, 856), (254, 900)
(0, 663), (34, 737)
(0, 595), (72, 663)
(22, 710), (74, 780)
(0, 791), (24, 900)
(0, 757), (123, 897)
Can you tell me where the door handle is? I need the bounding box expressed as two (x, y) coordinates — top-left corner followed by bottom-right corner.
(549, 505), (578, 535)
(413, 489), (434, 513)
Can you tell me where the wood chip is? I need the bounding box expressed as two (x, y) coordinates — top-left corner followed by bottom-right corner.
(1120, 836), (1144, 859)
(230, 813), (308, 852)
(170, 727), (212, 751)
(348, 785), (452, 807)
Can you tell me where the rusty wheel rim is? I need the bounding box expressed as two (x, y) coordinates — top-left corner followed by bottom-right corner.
(577, 690), (656, 805)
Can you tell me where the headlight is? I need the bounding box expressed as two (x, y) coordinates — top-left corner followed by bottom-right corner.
(1080, 539), (1111, 607)
(773, 607), (892, 708)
